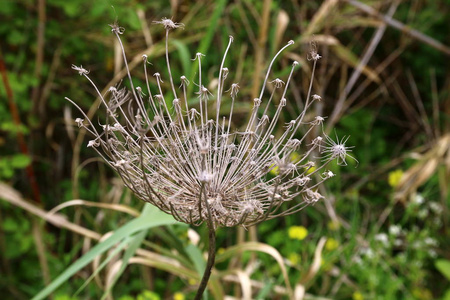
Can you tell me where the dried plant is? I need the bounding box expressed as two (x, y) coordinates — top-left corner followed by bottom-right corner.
(67, 18), (355, 298)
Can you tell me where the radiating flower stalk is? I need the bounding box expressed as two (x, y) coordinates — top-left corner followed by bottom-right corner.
(68, 18), (356, 299)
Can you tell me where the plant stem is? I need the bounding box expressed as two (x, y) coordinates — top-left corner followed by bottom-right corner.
(194, 224), (216, 300)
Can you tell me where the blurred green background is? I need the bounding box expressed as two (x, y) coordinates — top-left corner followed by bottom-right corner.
(0, 0), (449, 299)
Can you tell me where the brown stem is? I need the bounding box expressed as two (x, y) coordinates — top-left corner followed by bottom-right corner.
(193, 224), (216, 300)
(31, 0), (46, 110)
(327, 0), (400, 130)
(344, 0), (450, 55)
(194, 182), (217, 300)
(0, 50), (41, 204)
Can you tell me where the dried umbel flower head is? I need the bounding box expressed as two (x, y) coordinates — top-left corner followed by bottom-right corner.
(67, 19), (355, 229)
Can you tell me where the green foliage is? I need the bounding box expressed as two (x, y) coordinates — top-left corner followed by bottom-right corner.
(136, 290), (161, 300)
(1, 215), (33, 258)
(32, 205), (177, 300)
(0, 0), (448, 299)
(436, 259), (450, 281)
(54, 294), (79, 300)
(0, 154), (31, 179)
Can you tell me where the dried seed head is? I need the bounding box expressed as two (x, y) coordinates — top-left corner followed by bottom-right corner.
(197, 85), (212, 100)
(322, 134), (358, 166)
(307, 39), (322, 61)
(312, 94), (322, 101)
(270, 78), (285, 88)
(153, 18), (184, 30)
(180, 75), (190, 86)
(303, 189), (324, 204)
(229, 83), (240, 97)
(312, 116), (325, 126)
(75, 118), (84, 127)
(68, 19), (355, 228)
(222, 67), (229, 79)
(109, 22), (125, 34)
(71, 65), (89, 75)
(87, 139), (100, 147)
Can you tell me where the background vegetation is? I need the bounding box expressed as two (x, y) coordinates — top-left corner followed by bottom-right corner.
(0, 0), (449, 299)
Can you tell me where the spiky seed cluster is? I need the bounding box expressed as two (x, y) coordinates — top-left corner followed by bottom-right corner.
(68, 19), (355, 228)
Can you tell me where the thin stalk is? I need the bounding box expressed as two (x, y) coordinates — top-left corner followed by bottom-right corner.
(193, 224), (216, 300)
(194, 183), (217, 300)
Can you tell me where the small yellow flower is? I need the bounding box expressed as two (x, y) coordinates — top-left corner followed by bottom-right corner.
(325, 238), (339, 251)
(137, 290), (160, 300)
(179, 231), (188, 239)
(388, 169), (403, 187)
(352, 291), (364, 300)
(288, 226), (308, 240)
(412, 288), (433, 300)
(217, 247), (225, 255)
(173, 292), (185, 300)
(270, 164), (279, 176)
(305, 166), (316, 175)
(327, 220), (340, 231)
(188, 278), (197, 286)
(291, 152), (301, 163)
(288, 252), (301, 265)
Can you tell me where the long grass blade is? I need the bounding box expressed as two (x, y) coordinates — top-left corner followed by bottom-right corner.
(101, 230), (148, 299)
(32, 204), (177, 300)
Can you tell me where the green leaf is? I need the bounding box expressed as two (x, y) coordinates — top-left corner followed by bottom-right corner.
(74, 237), (130, 297)
(0, 121), (29, 135)
(137, 290), (160, 300)
(153, 226), (190, 263)
(54, 294), (78, 300)
(444, 289), (450, 300)
(436, 259), (450, 281)
(11, 154), (31, 168)
(118, 296), (135, 300)
(101, 229), (148, 299)
(61, 1), (81, 17)
(2, 217), (19, 232)
(187, 0), (228, 96)
(1, 166), (14, 179)
(196, 0), (228, 56)
(185, 244), (206, 277)
(185, 244), (207, 300)
(172, 39), (192, 78)
(255, 279), (274, 299)
(19, 235), (33, 253)
(32, 205), (177, 300)
(0, 0), (15, 15)
(7, 30), (26, 46)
